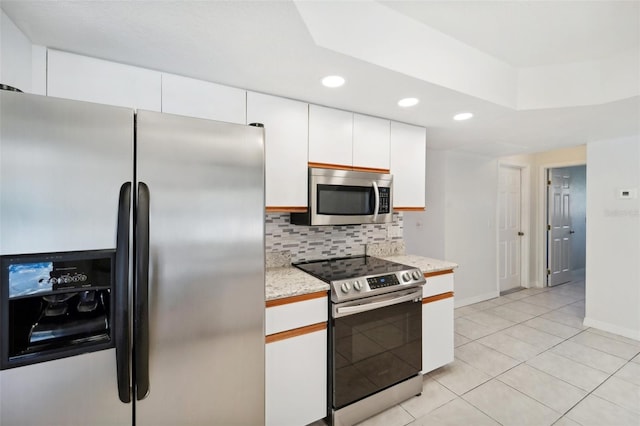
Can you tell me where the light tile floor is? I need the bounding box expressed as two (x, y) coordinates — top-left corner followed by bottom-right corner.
(315, 276), (640, 426)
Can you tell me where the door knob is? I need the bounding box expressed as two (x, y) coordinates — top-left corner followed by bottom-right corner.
(518, 231), (524, 236)
(569, 230), (575, 234)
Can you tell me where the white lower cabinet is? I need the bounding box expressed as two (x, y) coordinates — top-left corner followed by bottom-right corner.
(266, 329), (327, 426)
(422, 272), (454, 374)
(422, 296), (454, 374)
(265, 294), (327, 426)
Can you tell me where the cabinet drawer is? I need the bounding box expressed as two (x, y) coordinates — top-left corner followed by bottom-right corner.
(266, 293), (328, 335)
(422, 272), (454, 298)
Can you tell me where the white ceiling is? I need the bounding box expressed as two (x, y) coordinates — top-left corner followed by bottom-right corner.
(381, 1), (640, 67)
(2, 0), (639, 158)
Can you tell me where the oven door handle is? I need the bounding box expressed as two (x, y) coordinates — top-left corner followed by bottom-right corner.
(372, 181), (380, 222)
(335, 289), (422, 318)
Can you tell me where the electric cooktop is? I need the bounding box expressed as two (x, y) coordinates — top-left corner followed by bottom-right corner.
(294, 255), (425, 302)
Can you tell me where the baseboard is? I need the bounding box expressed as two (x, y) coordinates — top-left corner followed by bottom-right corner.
(455, 291), (500, 308)
(583, 317), (640, 341)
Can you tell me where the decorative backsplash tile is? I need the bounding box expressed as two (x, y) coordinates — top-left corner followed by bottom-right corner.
(265, 213), (404, 265)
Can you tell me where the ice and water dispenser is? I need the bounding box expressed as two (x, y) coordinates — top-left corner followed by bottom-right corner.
(1, 250), (115, 369)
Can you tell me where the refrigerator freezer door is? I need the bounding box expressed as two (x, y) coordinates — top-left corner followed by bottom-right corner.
(0, 91), (133, 255)
(0, 92), (133, 424)
(135, 111), (265, 425)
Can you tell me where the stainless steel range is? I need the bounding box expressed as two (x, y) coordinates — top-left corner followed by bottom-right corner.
(294, 256), (425, 426)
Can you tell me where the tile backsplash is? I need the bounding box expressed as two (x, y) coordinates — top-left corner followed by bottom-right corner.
(265, 212), (404, 265)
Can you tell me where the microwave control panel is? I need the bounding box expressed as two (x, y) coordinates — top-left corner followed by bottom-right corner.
(379, 187), (390, 213)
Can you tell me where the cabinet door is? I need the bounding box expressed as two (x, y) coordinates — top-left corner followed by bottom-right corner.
(247, 92), (308, 209)
(266, 329), (327, 426)
(161, 73), (246, 124)
(308, 104), (353, 168)
(422, 296), (454, 374)
(390, 122), (426, 209)
(353, 114), (390, 171)
(47, 49), (161, 111)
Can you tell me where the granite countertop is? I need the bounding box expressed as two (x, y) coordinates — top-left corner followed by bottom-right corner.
(265, 253), (457, 302)
(265, 266), (329, 302)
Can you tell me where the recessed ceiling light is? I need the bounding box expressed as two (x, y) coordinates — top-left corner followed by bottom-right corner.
(322, 75), (345, 88)
(453, 112), (473, 121)
(398, 98), (419, 107)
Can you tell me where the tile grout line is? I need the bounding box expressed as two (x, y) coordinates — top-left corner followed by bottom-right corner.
(433, 282), (636, 426)
(451, 286), (586, 423)
(550, 354), (640, 422)
(454, 283), (640, 425)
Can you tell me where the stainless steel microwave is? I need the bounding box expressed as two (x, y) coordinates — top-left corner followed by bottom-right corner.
(291, 168), (393, 226)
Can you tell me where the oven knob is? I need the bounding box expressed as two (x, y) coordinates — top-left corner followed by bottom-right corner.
(402, 272), (411, 282)
(340, 282), (351, 293)
(412, 271), (421, 280)
(353, 281), (362, 291)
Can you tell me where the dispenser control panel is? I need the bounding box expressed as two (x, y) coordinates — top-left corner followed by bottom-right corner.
(3, 251), (114, 299)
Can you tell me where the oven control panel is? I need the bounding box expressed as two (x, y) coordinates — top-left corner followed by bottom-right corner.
(331, 267), (426, 302)
(367, 274), (399, 289)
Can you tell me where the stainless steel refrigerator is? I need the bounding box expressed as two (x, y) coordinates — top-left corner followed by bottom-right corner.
(0, 90), (265, 425)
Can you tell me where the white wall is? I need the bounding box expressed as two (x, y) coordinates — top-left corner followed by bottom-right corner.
(0, 11), (31, 91)
(585, 136), (640, 340)
(404, 149), (499, 306)
(445, 151), (499, 305)
(0, 11), (46, 94)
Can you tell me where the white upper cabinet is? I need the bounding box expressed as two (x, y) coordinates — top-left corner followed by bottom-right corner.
(353, 114), (390, 171)
(308, 105), (353, 168)
(47, 50), (161, 111)
(161, 73), (246, 124)
(247, 92), (308, 209)
(390, 122), (426, 209)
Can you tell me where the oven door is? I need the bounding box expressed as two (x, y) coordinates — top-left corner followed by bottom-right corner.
(331, 287), (422, 409)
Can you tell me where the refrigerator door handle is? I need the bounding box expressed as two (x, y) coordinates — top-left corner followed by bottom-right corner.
(116, 182), (132, 403)
(135, 182), (151, 400)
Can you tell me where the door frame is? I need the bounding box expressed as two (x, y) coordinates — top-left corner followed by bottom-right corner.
(496, 161), (530, 293)
(539, 160), (586, 287)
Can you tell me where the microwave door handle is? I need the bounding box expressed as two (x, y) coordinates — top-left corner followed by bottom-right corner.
(372, 181), (380, 222)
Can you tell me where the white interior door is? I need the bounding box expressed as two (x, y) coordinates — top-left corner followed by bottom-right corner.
(498, 166), (522, 293)
(547, 168), (572, 286)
